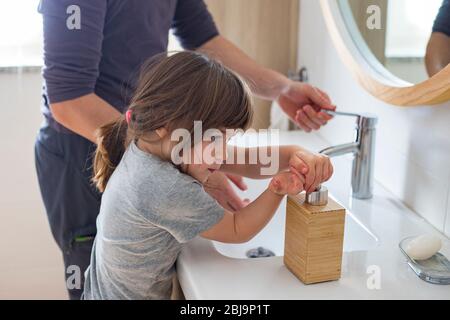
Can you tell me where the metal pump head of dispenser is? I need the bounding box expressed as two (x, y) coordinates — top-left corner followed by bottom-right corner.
(306, 185), (328, 206)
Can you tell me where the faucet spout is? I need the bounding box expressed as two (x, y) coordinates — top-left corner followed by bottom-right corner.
(318, 110), (378, 199)
(320, 142), (359, 157)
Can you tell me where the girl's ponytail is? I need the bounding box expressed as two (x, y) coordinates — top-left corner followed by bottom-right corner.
(92, 116), (129, 192)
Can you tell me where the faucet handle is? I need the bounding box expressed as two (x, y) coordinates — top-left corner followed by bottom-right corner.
(323, 110), (378, 128)
(323, 110), (360, 118)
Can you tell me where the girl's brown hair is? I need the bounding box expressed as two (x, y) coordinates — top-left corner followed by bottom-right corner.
(92, 51), (253, 192)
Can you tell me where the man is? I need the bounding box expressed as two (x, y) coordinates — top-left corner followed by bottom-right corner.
(35, 0), (335, 299)
(426, 0), (450, 77)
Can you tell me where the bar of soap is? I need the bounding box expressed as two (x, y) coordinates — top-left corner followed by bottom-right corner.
(405, 234), (442, 261)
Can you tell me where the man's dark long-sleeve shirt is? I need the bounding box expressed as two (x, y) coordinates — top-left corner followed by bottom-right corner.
(433, 0), (450, 36)
(39, 0), (218, 132)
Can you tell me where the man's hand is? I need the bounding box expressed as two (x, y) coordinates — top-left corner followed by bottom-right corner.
(288, 148), (333, 193)
(204, 171), (250, 211)
(278, 81), (336, 132)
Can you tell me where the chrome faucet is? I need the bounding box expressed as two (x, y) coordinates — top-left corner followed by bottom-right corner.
(320, 110), (378, 199)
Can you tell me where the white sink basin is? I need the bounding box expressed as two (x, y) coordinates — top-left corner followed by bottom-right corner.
(213, 179), (379, 259)
(178, 132), (450, 300)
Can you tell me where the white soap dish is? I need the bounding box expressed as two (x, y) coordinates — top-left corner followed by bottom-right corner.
(399, 236), (450, 285)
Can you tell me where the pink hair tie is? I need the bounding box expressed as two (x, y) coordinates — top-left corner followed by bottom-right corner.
(125, 109), (132, 124)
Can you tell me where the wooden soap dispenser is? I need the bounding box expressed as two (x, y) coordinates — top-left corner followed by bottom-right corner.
(284, 186), (346, 284)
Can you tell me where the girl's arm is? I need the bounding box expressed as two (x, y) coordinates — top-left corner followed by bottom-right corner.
(220, 145), (303, 179)
(220, 145), (333, 193)
(201, 172), (303, 244)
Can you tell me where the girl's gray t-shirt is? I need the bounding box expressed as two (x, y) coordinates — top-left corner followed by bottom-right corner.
(83, 142), (224, 300)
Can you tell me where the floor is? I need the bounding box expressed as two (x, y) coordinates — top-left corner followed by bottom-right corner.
(0, 71), (68, 299)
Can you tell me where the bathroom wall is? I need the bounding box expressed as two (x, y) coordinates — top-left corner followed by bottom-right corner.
(0, 70), (67, 298)
(205, 0), (299, 129)
(298, 0), (450, 236)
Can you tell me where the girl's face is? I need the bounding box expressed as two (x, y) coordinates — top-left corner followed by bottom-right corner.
(137, 128), (233, 183)
(184, 131), (232, 184)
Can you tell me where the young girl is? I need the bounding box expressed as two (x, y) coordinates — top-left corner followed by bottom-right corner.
(83, 51), (333, 300)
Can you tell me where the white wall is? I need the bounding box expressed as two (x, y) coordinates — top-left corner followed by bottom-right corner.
(298, 0), (450, 236)
(0, 70), (67, 299)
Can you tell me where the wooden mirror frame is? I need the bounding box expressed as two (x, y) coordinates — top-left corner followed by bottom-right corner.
(319, 0), (450, 106)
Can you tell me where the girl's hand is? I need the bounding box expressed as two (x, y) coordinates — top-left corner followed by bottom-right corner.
(288, 148), (333, 193)
(269, 172), (305, 196)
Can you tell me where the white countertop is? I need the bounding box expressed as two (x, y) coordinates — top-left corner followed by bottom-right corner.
(177, 131), (450, 299)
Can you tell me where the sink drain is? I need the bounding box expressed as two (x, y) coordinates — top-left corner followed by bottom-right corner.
(245, 247), (275, 258)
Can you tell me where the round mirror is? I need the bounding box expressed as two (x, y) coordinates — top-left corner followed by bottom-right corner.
(338, 0), (449, 84)
(320, 0), (450, 106)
